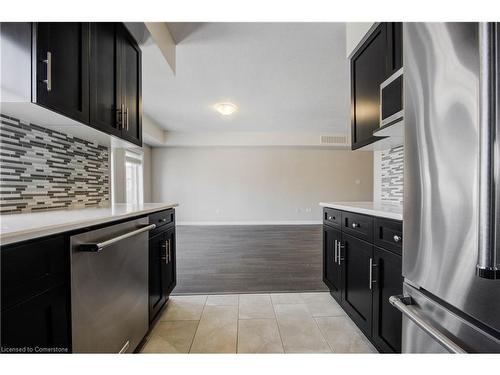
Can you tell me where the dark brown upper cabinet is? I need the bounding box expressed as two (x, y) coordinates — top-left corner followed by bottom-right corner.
(35, 23), (90, 125)
(90, 23), (121, 138)
(89, 23), (142, 146)
(387, 22), (403, 74)
(1, 22), (142, 147)
(117, 24), (142, 146)
(350, 22), (402, 150)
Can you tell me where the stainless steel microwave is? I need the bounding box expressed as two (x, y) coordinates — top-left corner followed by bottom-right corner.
(380, 67), (403, 127)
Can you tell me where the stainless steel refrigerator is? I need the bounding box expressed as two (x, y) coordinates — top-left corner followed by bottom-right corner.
(390, 23), (500, 353)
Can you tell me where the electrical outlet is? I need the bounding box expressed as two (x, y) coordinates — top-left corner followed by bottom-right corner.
(305, 208), (312, 213)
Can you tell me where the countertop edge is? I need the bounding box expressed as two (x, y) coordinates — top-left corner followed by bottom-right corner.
(0, 203), (179, 246)
(319, 202), (403, 221)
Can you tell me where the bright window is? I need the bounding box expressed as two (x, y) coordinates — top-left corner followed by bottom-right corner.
(125, 151), (143, 204)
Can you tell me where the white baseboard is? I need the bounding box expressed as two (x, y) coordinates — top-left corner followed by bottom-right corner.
(176, 220), (322, 226)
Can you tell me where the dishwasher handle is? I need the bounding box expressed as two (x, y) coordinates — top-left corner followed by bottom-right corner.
(78, 224), (156, 252)
(389, 295), (467, 354)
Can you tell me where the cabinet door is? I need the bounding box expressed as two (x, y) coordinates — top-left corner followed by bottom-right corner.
(1, 235), (68, 310)
(35, 22), (90, 124)
(372, 247), (402, 353)
(90, 22), (121, 137)
(323, 225), (342, 303)
(149, 232), (168, 323)
(164, 227), (177, 296)
(1, 285), (70, 352)
(350, 23), (388, 149)
(341, 233), (373, 336)
(387, 22), (403, 74)
(118, 24), (142, 146)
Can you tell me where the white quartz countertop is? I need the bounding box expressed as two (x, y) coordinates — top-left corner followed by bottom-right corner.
(0, 203), (178, 246)
(319, 201), (403, 221)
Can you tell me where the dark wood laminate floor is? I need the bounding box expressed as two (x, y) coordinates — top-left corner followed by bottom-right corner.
(173, 225), (328, 294)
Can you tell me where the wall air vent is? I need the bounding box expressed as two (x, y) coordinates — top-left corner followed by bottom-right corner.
(320, 135), (349, 145)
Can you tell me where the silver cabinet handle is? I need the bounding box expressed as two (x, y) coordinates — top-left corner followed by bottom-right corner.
(369, 258), (373, 289)
(369, 258), (377, 290)
(389, 295), (467, 353)
(125, 107), (129, 131)
(393, 234), (401, 243)
(116, 106), (122, 129)
(78, 224), (156, 252)
(43, 51), (52, 92)
(120, 104), (125, 130)
(352, 222), (359, 228)
(337, 242), (344, 265)
(334, 239), (338, 263)
(161, 238), (170, 264)
(477, 22), (500, 280)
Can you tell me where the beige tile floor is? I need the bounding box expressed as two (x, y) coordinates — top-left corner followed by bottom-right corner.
(141, 292), (377, 354)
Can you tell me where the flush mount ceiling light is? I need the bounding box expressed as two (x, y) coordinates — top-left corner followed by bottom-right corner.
(214, 102), (238, 116)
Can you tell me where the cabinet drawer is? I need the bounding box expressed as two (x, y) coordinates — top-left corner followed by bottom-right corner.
(374, 218), (402, 255)
(149, 209), (175, 234)
(342, 211), (373, 242)
(1, 235), (68, 311)
(323, 208), (342, 227)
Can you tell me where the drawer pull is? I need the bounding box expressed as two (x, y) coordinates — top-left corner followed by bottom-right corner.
(393, 234), (401, 243)
(159, 218), (167, 222)
(352, 222), (359, 228)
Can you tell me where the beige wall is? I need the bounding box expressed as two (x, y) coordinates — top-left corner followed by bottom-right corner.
(152, 147), (373, 224)
(112, 148), (126, 203)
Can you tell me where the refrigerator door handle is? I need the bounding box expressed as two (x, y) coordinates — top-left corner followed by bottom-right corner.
(389, 295), (467, 353)
(477, 22), (500, 279)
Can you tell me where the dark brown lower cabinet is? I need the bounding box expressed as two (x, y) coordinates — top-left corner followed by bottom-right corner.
(148, 215), (176, 324)
(164, 227), (177, 297)
(149, 231), (168, 322)
(323, 225), (342, 303)
(1, 285), (70, 353)
(341, 233), (373, 337)
(322, 209), (403, 353)
(1, 234), (71, 353)
(372, 246), (403, 353)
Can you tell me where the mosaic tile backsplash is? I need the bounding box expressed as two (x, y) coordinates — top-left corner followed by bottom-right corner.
(0, 114), (110, 214)
(380, 145), (404, 203)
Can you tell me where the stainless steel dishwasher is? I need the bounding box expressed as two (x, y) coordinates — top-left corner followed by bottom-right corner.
(70, 217), (155, 353)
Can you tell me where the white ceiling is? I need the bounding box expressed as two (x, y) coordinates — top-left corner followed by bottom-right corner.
(141, 23), (350, 134)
